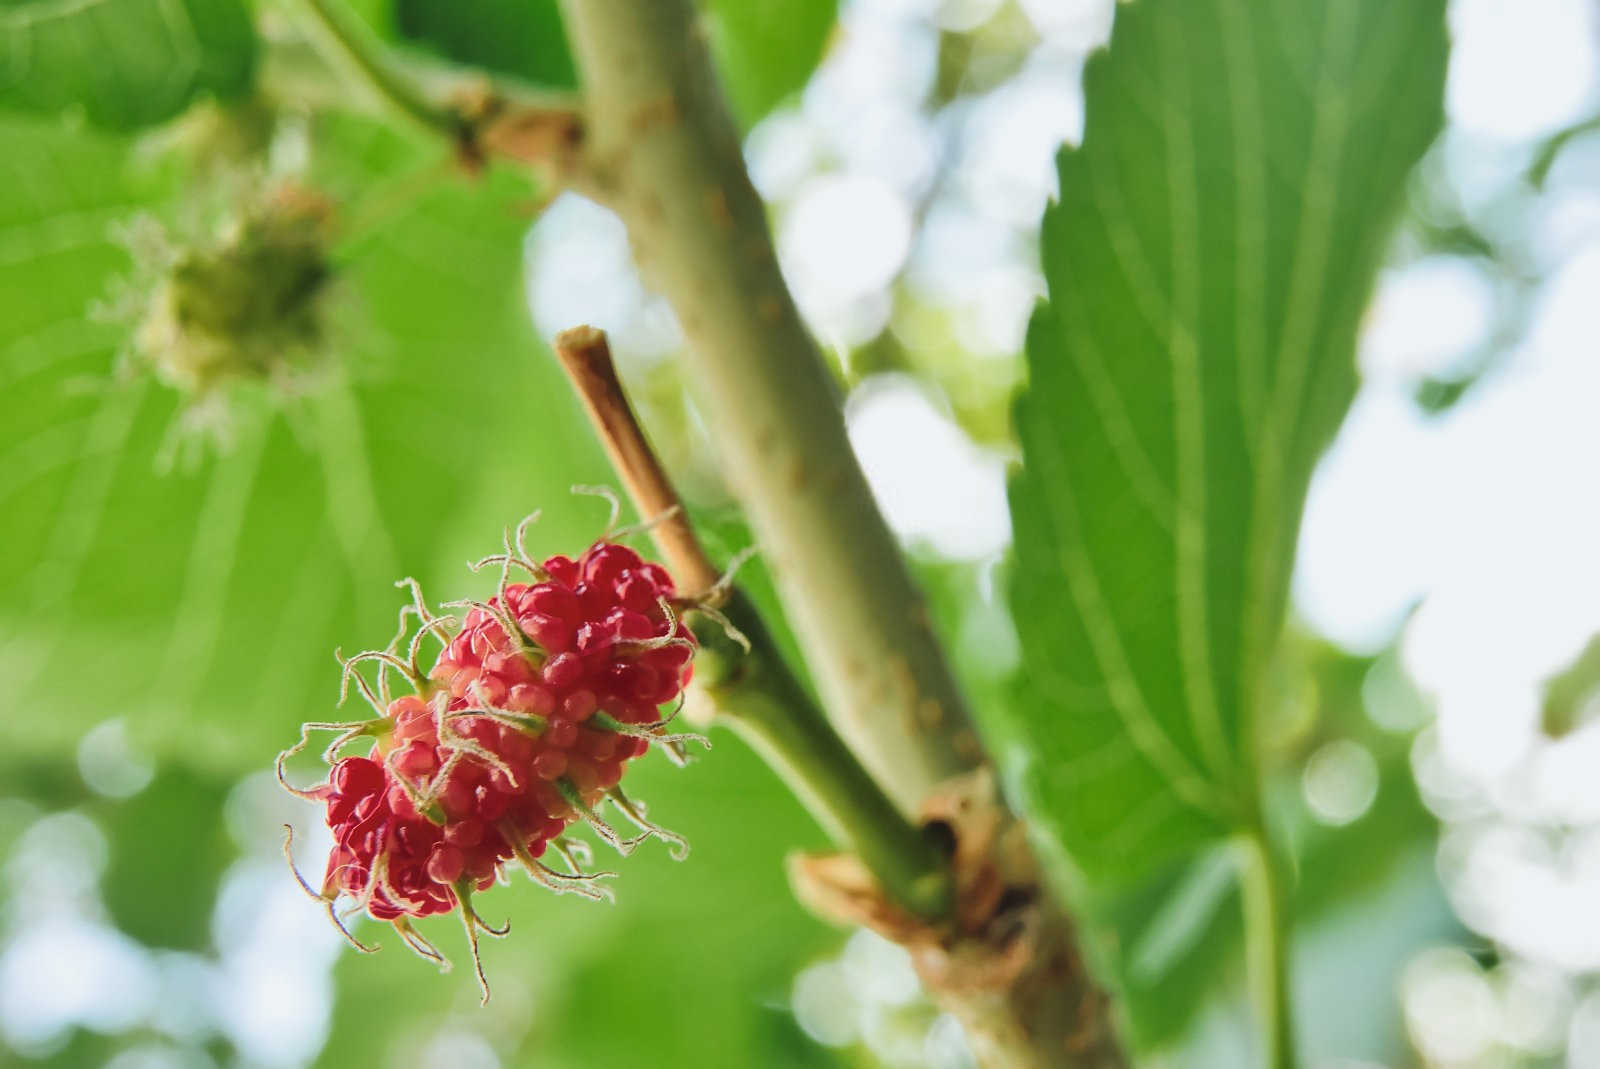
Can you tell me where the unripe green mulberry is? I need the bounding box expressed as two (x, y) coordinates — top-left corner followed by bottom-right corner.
(133, 184), (334, 397)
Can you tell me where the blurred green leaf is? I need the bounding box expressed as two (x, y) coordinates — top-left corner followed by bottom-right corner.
(1412, 374), (1476, 414)
(28, 1029), (123, 1067)
(0, 113), (614, 775)
(1006, 0), (1447, 1039)
(97, 767), (234, 949)
(0, 758), (90, 812)
(0, 0), (256, 128)
(1168, 844), (1457, 1068)
(1085, 644), (1452, 1049)
(391, 0), (576, 89)
(1542, 633), (1600, 737)
(700, 0), (836, 127)
(1105, 749), (1443, 1050)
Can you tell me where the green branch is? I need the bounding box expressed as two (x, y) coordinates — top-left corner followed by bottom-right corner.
(693, 591), (952, 919)
(556, 0), (981, 814)
(291, 0), (585, 176)
(295, 0), (465, 140)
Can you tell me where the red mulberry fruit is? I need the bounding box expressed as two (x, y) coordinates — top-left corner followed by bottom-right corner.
(277, 511), (711, 1000)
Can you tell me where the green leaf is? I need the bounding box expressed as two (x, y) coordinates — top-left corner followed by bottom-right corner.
(0, 0), (256, 128)
(700, 0), (836, 126)
(391, 0), (576, 89)
(97, 766), (234, 950)
(1005, 0), (1448, 1036)
(1541, 632), (1600, 736)
(1009, 0), (1447, 892)
(0, 112), (614, 775)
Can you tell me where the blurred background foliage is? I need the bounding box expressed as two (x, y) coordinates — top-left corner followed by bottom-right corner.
(1, 0), (1598, 1066)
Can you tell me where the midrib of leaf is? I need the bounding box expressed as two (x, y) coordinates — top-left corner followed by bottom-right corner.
(1218, 0), (1268, 440)
(1157, 13), (1232, 784)
(1240, 1), (1354, 727)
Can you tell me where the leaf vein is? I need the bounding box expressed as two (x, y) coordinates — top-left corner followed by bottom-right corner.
(1027, 450), (1225, 815)
(1065, 322), (1178, 530)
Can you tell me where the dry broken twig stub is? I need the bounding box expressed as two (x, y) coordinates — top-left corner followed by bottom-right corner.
(553, 325), (722, 598)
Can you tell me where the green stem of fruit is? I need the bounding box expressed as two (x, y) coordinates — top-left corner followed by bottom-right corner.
(693, 592), (953, 920)
(556, 0), (982, 813)
(1239, 826), (1298, 1069)
(294, 0), (466, 141)
(1529, 113), (1600, 189)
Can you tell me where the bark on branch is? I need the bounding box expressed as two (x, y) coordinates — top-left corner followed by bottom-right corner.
(558, 0), (980, 811)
